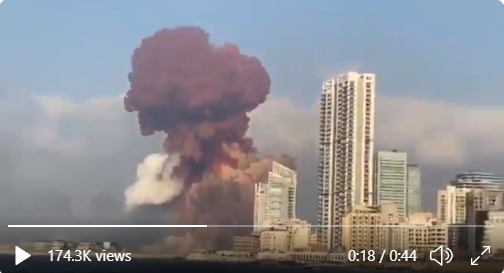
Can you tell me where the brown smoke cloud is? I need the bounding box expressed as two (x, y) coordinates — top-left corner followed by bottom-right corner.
(124, 27), (270, 184)
(124, 26), (295, 251)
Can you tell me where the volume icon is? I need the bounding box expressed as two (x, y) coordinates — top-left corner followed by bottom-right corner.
(429, 246), (453, 266)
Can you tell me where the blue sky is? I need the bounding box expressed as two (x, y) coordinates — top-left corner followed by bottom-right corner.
(0, 0), (503, 105)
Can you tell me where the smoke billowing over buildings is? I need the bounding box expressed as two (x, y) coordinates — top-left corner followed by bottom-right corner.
(122, 26), (296, 252)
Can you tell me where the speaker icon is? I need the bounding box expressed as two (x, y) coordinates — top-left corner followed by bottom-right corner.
(430, 246), (453, 266)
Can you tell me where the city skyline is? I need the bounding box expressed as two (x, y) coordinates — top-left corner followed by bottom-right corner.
(0, 0), (503, 238)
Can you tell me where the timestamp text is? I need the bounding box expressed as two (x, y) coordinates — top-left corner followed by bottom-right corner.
(347, 249), (417, 263)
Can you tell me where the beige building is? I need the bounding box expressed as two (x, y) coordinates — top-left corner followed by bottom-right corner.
(342, 203), (451, 253)
(309, 231), (317, 245)
(259, 218), (311, 252)
(342, 202), (402, 251)
(437, 186), (472, 224)
(406, 213), (450, 253)
(437, 190), (448, 223)
(438, 185), (504, 254)
(233, 232), (260, 252)
(484, 210), (504, 256)
(260, 230), (290, 252)
(438, 186), (504, 224)
(342, 204), (380, 251)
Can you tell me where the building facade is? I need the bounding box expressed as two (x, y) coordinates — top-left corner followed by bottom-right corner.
(232, 232), (260, 252)
(258, 219), (311, 252)
(342, 203), (449, 254)
(437, 184), (504, 255)
(342, 204), (390, 251)
(253, 161), (297, 230)
(375, 150), (408, 217)
(451, 171), (504, 189)
(407, 164), (422, 214)
(405, 213), (450, 253)
(438, 182), (504, 226)
(317, 71), (376, 249)
(483, 210), (504, 256)
(437, 186), (472, 225)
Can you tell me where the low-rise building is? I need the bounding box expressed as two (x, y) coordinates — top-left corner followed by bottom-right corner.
(215, 251), (256, 262)
(405, 213), (450, 253)
(32, 240), (67, 251)
(260, 229), (290, 252)
(75, 242), (92, 250)
(187, 249), (346, 264)
(288, 219), (311, 251)
(288, 251), (346, 264)
(309, 231), (317, 245)
(33, 240), (52, 250)
(257, 251), (346, 263)
(343, 203), (451, 253)
(259, 218), (311, 252)
(233, 233), (260, 252)
(342, 202), (402, 251)
(95, 241), (121, 251)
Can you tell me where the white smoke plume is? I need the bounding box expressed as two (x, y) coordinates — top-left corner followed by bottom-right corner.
(124, 153), (183, 210)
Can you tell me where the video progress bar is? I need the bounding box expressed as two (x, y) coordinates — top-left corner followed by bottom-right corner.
(8, 224), (493, 228)
(8, 225), (208, 228)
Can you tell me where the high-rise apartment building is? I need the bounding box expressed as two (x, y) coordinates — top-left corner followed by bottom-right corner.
(407, 164), (422, 214)
(253, 161), (297, 231)
(317, 71), (376, 249)
(375, 150), (408, 217)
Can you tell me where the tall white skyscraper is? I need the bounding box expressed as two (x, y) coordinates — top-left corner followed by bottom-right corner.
(317, 71), (376, 249)
(375, 150), (408, 217)
(253, 161), (297, 231)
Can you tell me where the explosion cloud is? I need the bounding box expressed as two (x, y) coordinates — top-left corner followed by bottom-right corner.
(124, 26), (274, 250)
(124, 153), (183, 210)
(124, 27), (270, 184)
